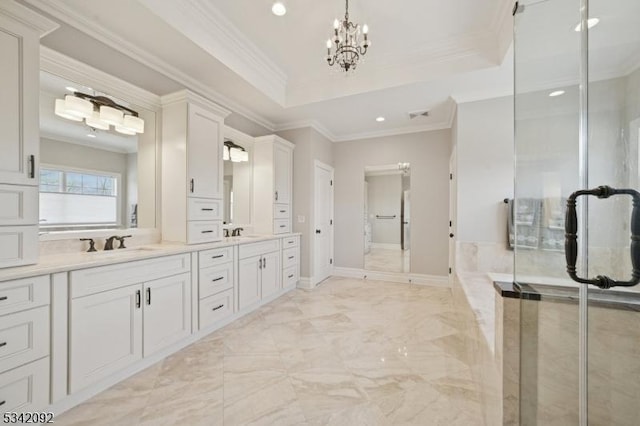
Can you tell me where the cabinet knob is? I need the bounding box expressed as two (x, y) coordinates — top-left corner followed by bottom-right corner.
(449, 233), (455, 238)
(316, 229), (321, 234)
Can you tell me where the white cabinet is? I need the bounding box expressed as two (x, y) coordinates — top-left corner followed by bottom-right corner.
(69, 284), (142, 393)
(69, 256), (192, 392)
(0, 3), (57, 268)
(142, 273), (191, 357)
(252, 135), (294, 235)
(281, 236), (300, 289)
(161, 90), (231, 244)
(238, 241), (281, 310)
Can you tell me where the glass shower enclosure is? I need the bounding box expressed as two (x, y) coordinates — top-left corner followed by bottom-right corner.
(514, 0), (640, 424)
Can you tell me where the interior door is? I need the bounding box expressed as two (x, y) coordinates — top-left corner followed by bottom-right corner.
(238, 255), (261, 310)
(142, 273), (191, 357)
(448, 148), (456, 287)
(402, 190), (411, 251)
(314, 162), (334, 285)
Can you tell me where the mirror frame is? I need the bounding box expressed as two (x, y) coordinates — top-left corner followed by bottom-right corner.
(223, 125), (255, 229)
(39, 46), (162, 240)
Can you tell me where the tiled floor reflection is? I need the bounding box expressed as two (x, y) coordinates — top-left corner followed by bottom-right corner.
(364, 248), (411, 273)
(56, 277), (484, 425)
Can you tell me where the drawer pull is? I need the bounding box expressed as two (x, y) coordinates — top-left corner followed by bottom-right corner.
(279, 210), (286, 213)
(201, 230), (214, 234)
(212, 276), (224, 282)
(280, 225), (286, 228)
(201, 208), (214, 211)
(212, 254), (224, 259)
(0, 342), (6, 348)
(0, 296), (7, 301)
(212, 304), (224, 311)
(288, 256), (294, 260)
(0, 400), (5, 406)
(288, 274), (294, 279)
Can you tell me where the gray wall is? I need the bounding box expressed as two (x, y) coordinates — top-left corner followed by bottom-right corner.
(276, 127), (334, 280)
(366, 174), (402, 245)
(455, 96), (514, 245)
(334, 130), (451, 276)
(225, 113), (273, 137)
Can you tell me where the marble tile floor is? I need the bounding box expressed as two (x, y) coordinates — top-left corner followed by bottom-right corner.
(364, 248), (410, 273)
(56, 277), (485, 426)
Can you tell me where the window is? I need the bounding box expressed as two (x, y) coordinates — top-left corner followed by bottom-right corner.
(39, 167), (120, 228)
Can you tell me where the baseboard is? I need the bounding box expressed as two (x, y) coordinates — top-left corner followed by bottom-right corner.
(332, 267), (449, 287)
(297, 276), (314, 290)
(370, 243), (402, 250)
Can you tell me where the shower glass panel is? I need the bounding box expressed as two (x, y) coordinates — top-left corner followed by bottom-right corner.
(515, 0), (640, 424)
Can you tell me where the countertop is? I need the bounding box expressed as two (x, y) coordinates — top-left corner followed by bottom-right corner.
(0, 233), (301, 282)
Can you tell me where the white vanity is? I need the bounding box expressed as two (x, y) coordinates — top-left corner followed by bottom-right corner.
(0, 1), (301, 417)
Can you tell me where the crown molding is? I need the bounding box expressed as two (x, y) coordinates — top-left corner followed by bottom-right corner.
(160, 90), (232, 118)
(23, 0), (276, 131)
(275, 120), (338, 142)
(224, 125), (255, 148)
(41, 47), (162, 111)
(137, 0), (287, 106)
(333, 121), (453, 143)
(0, 1), (58, 37)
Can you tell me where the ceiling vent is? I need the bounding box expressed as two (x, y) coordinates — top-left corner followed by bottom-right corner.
(408, 110), (429, 119)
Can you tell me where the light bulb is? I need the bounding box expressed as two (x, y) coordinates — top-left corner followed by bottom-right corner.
(271, 2), (286, 16)
(326, 39), (332, 49)
(334, 19), (340, 29)
(362, 24), (369, 34)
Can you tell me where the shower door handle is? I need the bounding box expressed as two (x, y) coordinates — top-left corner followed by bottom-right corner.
(565, 185), (640, 289)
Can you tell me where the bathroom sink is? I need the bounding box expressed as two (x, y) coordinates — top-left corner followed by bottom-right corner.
(90, 247), (160, 257)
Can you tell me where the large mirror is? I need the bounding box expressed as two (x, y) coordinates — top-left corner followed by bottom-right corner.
(222, 126), (253, 227)
(39, 71), (157, 231)
(364, 163), (411, 273)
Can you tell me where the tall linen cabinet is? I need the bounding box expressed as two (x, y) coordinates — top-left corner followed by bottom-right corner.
(0, 2), (57, 267)
(161, 91), (231, 244)
(252, 135), (294, 235)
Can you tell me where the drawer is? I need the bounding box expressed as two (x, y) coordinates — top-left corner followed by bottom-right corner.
(274, 203), (290, 219)
(273, 219), (290, 234)
(283, 265), (299, 288)
(187, 220), (223, 244)
(0, 306), (49, 374)
(0, 226), (38, 269)
(188, 198), (222, 221)
(282, 235), (299, 249)
(199, 289), (234, 330)
(0, 357), (49, 412)
(70, 253), (190, 299)
(199, 263), (234, 299)
(199, 246), (234, 269)
(238, 239), (280, 260)
(0, 184), (38, 225)
(0, 275), (49, 317)
(282, 247), (299, 269)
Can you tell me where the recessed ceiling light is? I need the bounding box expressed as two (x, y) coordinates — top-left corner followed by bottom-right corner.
(549, 90), (565, 97)
(376, 116), (385, 122)
(87, 134), (96, 138)
(574, 18), (599, 32)
(272, 2), (286, 16)
(65, 86), (77, 92)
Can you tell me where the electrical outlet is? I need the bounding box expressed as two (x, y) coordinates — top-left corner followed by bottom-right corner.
(298, 215), (305, 223)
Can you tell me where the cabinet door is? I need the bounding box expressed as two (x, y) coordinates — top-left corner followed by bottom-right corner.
(143, 273), (191, 357)
(261, 251), (281, 300)
(273, 144), (291, 204)
(187, 103), (222, 199)
(0, 21), (39, 187)
(69, 285), (142, 393)
(238, 255), (261, 310)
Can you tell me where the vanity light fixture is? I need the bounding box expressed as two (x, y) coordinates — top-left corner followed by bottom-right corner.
(224, 140), (249, 163)
(54, 92), (145, 135)
(376, 116), (385, 122)
(272, 1), (286, 16)
(574, 18), (599, 32)
(65, 86), (78, 92)
(326, 0), (370, 72)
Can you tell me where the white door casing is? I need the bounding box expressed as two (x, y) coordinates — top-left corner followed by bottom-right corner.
(313, 161), (334, 285)
(448, 147), (457, 287)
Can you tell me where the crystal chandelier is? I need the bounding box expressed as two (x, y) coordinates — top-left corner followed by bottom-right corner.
(325, 0), (370, 72)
